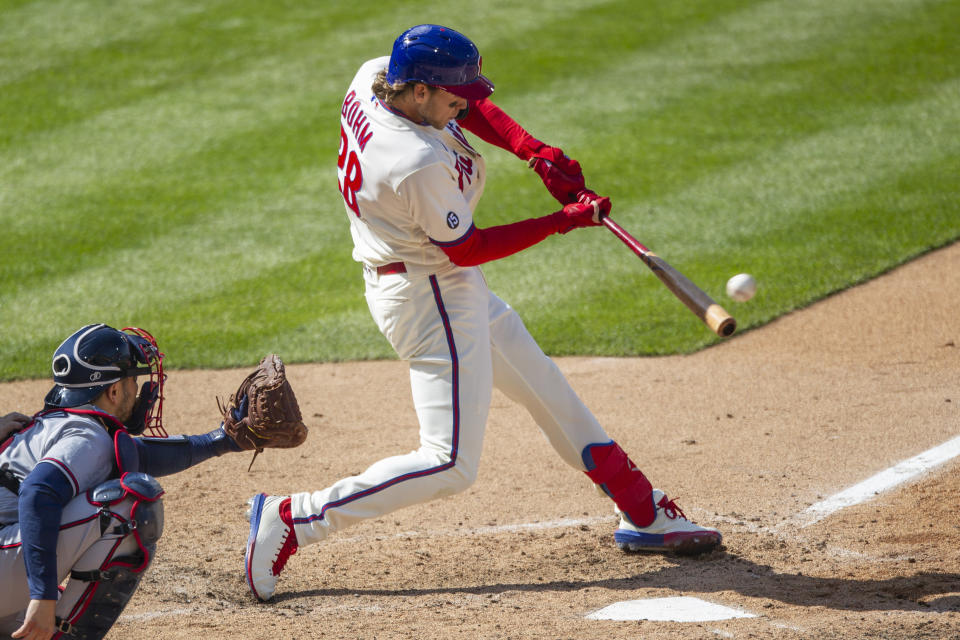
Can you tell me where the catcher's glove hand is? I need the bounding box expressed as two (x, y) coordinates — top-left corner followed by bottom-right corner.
(220, 354), (308, 471)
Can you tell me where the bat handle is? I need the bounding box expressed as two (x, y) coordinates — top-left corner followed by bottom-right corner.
(601, 216), (652, 259)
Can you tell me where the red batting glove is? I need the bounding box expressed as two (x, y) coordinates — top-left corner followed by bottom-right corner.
(576, 189), (612, 218)
(528, 146), (586, 205)
(551, 196), (610, 234)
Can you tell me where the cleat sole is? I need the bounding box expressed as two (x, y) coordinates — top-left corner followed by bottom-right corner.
(615, 529), (722, 555)
(245, 493), (269, 600)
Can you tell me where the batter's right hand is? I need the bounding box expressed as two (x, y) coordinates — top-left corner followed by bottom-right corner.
(576, 190), (612, 217)
(552, 196), (611, 234)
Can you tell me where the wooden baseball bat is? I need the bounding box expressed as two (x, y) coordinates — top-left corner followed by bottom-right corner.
(601, 216), (736, 337)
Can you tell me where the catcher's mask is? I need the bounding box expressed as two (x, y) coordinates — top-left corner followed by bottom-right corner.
(44, 324), (167, 437)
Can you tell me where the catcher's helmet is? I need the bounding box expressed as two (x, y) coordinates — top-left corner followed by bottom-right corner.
(386, 24), (494, 101)
(44, 324), (166, 435)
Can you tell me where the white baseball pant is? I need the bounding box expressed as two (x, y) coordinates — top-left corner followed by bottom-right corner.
(290, 265), (610, 544)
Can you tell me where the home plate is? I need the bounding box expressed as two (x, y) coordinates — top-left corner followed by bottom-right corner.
(586, 596), (756, 622)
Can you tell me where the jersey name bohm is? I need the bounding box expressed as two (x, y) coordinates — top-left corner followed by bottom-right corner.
(341, 90), (374, 152)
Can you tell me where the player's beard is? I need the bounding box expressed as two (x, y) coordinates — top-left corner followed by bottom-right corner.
(417, 105), (450, 130)
(116, 378), (138, 423)
(418, 89), (462, 129)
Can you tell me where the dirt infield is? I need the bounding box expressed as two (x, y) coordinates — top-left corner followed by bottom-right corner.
(2, 242), (958, 639)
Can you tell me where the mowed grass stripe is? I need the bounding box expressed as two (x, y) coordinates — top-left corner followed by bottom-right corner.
(1, 48), (340, 209)
(0, 2), (390, 141)
(487, 78), (960, 353)
(0, 31), (359, 293)
(1, 0), (957, 377)
(496, 0), (953, 153)
(648, 78), (960, 248)
(0, 0), (228, 85)
(0, 164), (340, 320)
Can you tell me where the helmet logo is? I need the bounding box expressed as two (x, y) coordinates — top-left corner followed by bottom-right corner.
(53, 354), (71, 377)
(90, 371), (102, 382)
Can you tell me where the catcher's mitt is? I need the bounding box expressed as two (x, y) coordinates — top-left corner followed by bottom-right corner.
(220, 354), (308, 471)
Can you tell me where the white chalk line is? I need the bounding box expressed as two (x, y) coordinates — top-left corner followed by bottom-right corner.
(324, 514), (615, 546)
(785, 433), (960, 530)
(118, 607), (192, 621)
(795, 436), (960, 527)
(120, 433), (960, 623)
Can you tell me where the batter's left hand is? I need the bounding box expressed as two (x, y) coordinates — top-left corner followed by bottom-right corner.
(528, 146), (586, 205)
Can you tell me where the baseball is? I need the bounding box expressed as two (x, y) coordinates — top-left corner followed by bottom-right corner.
(726, 273), (757, 302)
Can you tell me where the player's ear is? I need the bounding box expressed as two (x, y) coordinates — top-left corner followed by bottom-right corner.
(413, 83), (430, 101)
(98, 380), (124, 406)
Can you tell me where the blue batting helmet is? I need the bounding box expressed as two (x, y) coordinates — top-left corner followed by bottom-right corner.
(386, 24), (494, 101)
(44, 324), (161, 410)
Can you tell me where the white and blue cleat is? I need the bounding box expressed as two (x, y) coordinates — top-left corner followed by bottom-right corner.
(245, 493), (298, 601)
(614, 489), (722, 555)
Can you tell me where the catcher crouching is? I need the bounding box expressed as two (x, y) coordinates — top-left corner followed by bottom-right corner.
(0, 325), (307, 639)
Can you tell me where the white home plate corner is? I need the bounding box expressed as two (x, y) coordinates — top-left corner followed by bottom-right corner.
(586, 596), (755, 622)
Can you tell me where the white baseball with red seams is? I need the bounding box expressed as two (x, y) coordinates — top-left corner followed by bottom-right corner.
(726, 273), (757, 302)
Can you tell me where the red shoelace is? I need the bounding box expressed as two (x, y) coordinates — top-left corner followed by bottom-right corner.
(656, 494), (688, 520)
(273, 530), (298, 575)
(273, 499), (299, 575)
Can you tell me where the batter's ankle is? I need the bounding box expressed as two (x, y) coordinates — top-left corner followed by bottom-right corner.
(582, 441), (656, 527)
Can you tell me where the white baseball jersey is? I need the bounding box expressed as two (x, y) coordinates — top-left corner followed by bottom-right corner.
(287, 58), (611, 546)
(338, 56), (486, 274)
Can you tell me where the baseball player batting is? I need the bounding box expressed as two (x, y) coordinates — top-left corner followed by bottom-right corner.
(244, 24), (722, 601)
(0, 324), (302, 639)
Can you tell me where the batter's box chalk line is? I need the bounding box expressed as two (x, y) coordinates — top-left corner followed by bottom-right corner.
(786, 433), (960, 530)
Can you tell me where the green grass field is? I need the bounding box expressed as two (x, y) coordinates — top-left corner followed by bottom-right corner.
(1, 0), (958, 380)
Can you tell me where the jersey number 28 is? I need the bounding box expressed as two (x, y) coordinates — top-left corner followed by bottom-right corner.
(338, 124), (362, 217)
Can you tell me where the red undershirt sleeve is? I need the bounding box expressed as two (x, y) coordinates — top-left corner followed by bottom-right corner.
(432, 213), (564, 267)
(458, 98), (544, 161)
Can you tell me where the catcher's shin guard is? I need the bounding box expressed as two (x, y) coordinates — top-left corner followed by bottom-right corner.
(582, 441), (655, 527)
(55, 473), (164, 640)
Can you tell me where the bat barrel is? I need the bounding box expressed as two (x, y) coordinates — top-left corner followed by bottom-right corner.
(603, 216), (736, 338)
(706, 305), (737, 337)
